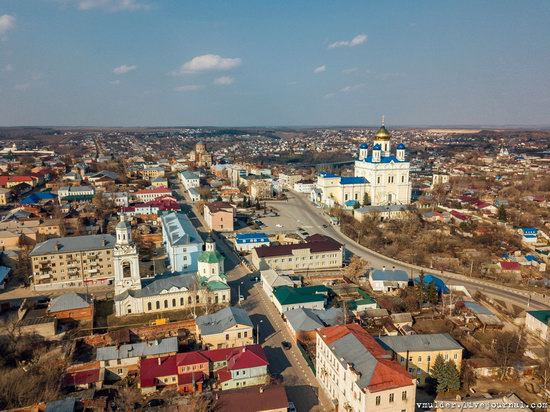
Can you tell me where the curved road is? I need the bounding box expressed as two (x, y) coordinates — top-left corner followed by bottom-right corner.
(281, 191), (550, 311)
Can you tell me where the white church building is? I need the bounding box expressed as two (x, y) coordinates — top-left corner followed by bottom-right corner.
(113, 216), (230, 317)
(312, 120), (412, 207)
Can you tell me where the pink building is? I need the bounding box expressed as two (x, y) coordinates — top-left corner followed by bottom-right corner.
(204, 202), (236, 232)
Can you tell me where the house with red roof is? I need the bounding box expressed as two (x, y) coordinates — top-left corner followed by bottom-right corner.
(62, 362), (104, 390)
(200, 344), (270, 390)
(450, 210), (470, 223)
(315, 324), (416, 412)
(132, 187), (173, 203)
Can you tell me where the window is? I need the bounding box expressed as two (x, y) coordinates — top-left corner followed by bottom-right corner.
(454, 353), (458, 360)
(225, 334), (229, 341)
(188, 296), (192, 304)
(238, 332), (241, 339)
(180, 297), (184, 305)
(156, 301), (160, 309)
(402, 390), (407, 401)
(148, 302), (152, 311)
(164, 300), (168, 308)
(244, 331), (247, 338)
(418, 355), (422, 362)
(375, 396), (381, 406)
(389, 393), (394, 403)
(427, 355), (431, 362)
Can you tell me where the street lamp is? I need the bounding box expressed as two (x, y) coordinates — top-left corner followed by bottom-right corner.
(256, 320), (263, 344)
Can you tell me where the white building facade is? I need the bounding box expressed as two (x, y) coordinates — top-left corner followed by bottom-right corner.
(313, 122), (412, 207)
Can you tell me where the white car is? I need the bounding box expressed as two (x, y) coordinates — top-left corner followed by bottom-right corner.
(288, 402), (296, 412)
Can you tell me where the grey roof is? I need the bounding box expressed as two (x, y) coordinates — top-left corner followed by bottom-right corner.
(356, 205), (407, 214)
(261, 269), (294, 289)
(161, 212), (203, 247)
(378, 333), (463, 353)
(48, 292), (92, 313)
(331, 332), (380, 390)
(181, 171), (199, 180)
(96, 337), (178, 361)
(115, 272), (197, 302)
(285, 308), (325, 332)
(30, 234), (115, 256)
(285, 307), (344, 332)
(370, 268), (409, 282)
(196, 306), (253, 336)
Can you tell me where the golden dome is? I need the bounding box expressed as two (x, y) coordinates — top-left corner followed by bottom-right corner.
(375, 125), (391, 141)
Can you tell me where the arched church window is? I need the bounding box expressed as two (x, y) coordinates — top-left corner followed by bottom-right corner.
(164, 300), (168, 308)
(148, 302), (152, 311)
(122, 261), (131, 278)
(156, 301), (160, 309)
(196, 295), (200, 304)
(172, 298), (176, 307)
(188, 296), (192, 304)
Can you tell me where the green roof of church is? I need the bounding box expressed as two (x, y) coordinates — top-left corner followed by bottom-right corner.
(207, 280), (230, 291)
(198, 250), (224, 264)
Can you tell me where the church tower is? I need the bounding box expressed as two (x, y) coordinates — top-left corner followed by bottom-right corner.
(114, 215), (141, 295)
(373, 115), (392, 156)
(198, 234), (224, 280)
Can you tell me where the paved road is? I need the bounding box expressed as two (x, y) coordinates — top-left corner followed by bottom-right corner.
(173, 179), (329, 411)
(274, 191), (550, 311)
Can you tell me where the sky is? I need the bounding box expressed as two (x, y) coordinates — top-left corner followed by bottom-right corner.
(0, 0), (549, 127)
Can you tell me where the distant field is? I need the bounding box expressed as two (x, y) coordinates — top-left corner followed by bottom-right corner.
(425, 128), (481, 134)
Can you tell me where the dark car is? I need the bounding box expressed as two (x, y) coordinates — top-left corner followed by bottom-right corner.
(281, 341), (292, 350)
(322, 224), (328, 228)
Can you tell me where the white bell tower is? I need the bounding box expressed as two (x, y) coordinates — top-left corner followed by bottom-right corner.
(114, 215), (141, 295)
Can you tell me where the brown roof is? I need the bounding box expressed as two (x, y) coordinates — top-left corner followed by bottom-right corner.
(206, 201), (235, 213)
(215, 385), (288, 412)
(255, 234), (341, 258)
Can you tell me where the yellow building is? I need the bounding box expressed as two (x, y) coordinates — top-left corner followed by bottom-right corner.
(0, 188), (11, 205)
(379, 333), (463, 386)
(30, 234), (116, 291)
(195, 306), (254, 349)
(141, 166), (165, 179)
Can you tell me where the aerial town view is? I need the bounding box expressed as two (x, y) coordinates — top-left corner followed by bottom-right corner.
(0, 1), (549, 412)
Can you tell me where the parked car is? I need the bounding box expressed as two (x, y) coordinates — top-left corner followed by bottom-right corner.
(281, 341), (292, 350)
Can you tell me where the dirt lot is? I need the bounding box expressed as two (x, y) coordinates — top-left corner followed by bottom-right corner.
(474, 377), (549, 411)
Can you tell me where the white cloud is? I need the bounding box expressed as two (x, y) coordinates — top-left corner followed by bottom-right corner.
(213, 76), (234, 86)
(174, 54), (242, 75)
(328, 33), (367, 49)
(14, 83), (30, 91)
(0, 15), (16, 35)
(72, 0), (150, 12)
(313, 65), (326, 74)
(174, 84), (203, 92)
(340, 83), (366, 93)
(110, 79), (121, 85)
(113, 64), (136, 75)
(342, 67), (358, 74)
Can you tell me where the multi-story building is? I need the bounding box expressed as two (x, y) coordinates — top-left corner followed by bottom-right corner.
(204, 201), (235, 232)
(0, 187), (11, 204)
(141, 165), (165, 179)
(378, 334), (463, 386)
(278, 173), (302, 190)
(30, 234), (115, 291)
(161, 211), (203, 273)
(179, 171), (200, 191)
(133, 187), (173, 203)
(97, 337), (178, 381)
(247, 176), (273, 201)
(234, 232), (270, 252)
(252, 234), (343, 271)
(316, 324), (416, 412)
(57, 185), (95, 202)
(196, 306), (254, 349)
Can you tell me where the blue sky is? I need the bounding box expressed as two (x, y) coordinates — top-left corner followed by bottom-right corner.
(0, 0), (549, 127)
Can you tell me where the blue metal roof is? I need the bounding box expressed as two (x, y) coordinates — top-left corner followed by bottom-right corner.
(396, 143), (406, 149)
(521, 227), (538, 234)
(414, 274), (450, 294)
(235, 232), (269, 244)
(359, 143), (369, 149)
(371, 268), (409, 282)
(340, 176), (368, 185)
(363, 155), (404, 163)
(0, 266), (10, 283)
(372, 144), (381, 150)
(21, 192), (57, 205)
(319, 172), (338, 178)
(464, 301), (493, 315)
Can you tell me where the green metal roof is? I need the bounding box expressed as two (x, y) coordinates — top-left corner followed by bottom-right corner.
(207, 280), (230, 291)
(62, 194), (94, 201)
(528, 310), (550, 324)
(198, 250), (224, 264)
(273, 285), (327, 306)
